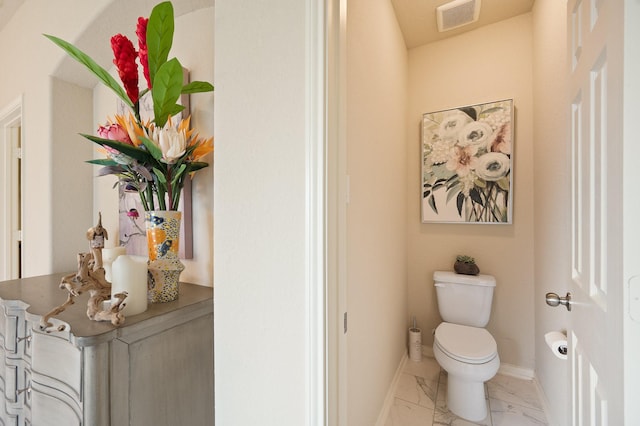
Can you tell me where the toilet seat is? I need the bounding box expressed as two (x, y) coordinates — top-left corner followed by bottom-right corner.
(434, 323), (497, 364)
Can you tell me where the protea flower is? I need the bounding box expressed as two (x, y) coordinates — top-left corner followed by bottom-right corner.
(111, 34), (139, 104)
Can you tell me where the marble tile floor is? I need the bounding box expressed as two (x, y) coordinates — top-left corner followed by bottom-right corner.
(384, 356), (548, 426)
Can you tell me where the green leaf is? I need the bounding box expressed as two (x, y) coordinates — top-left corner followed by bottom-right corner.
(86, 158), (118, 166)
(152, 58), (184, 127)
(469, 188), (484, 205)
(428, 195), (438, 214)
(80, 134), (152, 163)
(497, 176), (510, 192)
(182, 81), (214, 94)
(140, 136), (164, 161)
(456, 192), (464, 216)
(147, 1), (174, 87)
(187, 162), (209, 173)
(171, 164), (187, 186)
(152, 167), (167, 184)
(44, 34), (134, 110)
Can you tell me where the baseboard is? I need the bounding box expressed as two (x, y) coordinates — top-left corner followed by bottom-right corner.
(497, 363), (535, 380)
(375, 351), (408, 426)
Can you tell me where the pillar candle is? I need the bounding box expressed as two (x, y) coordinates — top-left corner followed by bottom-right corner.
(111, 254), (148, 316)
(102, 246), (126, 282)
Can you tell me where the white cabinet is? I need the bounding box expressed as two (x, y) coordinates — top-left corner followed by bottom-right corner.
(0, 275), (213, 425)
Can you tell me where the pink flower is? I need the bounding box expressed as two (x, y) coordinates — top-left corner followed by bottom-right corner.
(97, 123), (134, 164)
(490, 122), (512, 155)
(136, 17), (151, 89)
(111, 34), (139, 104)
(97, 123), (133, 144)
(446, 145), (479, 177)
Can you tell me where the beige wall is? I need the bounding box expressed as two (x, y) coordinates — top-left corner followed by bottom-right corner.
(407, 14), (536, 369)
(346, 0), (408, 424)
(532, 0), (570, 424)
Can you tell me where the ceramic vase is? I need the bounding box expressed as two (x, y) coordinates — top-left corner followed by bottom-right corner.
(145, 210), (184, 303)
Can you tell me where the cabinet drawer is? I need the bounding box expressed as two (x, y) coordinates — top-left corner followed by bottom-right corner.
(30, 330), (81, 401)
(30, 381), (82, 426)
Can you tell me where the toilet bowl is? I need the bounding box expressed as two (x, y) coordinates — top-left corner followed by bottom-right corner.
(433, 322), (500, 421)
(432, 271), (499, 422)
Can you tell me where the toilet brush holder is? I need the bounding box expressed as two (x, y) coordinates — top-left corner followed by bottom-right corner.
(408, 328), (422, 361)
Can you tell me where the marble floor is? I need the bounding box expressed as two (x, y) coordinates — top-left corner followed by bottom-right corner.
(384, 356), (548, 426)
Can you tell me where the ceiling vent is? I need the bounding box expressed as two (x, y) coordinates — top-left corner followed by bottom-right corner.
(436, 0), (481, 32)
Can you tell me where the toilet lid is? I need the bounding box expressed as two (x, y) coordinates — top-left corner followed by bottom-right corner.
(434, 323), (497, 364)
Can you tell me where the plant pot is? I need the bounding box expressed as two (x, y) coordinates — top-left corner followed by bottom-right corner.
(454, 260), (480, 276)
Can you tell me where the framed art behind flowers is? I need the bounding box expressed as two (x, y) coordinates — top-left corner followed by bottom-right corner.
(421, 99), (513, 224)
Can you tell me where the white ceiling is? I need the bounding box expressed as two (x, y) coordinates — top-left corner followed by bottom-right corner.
(390, 0), (535, 49)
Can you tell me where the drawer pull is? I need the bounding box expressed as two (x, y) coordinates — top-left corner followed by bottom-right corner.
(17, 335), (32, 343)
(16, 384), (31, 397)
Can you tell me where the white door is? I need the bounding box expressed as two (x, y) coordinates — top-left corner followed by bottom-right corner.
(567, 0), (624, 424)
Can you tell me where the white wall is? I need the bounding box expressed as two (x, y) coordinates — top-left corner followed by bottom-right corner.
(407, 14), (536, 369)
(214, 1), (310, 424)
(346, 0), (408, 424)
(532, 1), (570, 424)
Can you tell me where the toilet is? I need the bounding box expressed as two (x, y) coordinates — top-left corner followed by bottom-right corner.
(432, 271), (500, 422)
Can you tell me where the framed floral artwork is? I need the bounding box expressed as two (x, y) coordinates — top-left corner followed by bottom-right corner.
(421, 99), (513, 224)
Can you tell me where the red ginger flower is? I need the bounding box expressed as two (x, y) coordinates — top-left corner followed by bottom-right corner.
(111, 34), (139, 104)
(136, 17), (151, 89)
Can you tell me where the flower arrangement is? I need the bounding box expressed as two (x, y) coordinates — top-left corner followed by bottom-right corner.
(45, 1), (213, 211)
(422, 100), (513, 223)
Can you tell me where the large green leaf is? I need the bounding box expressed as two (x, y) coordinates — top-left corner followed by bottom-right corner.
(44, 35), (134, 110)
(81, 134), (152, 163)
(152, 58), (184, 127)
(182, 81), (214, 94)
(147, 1), (174, 87)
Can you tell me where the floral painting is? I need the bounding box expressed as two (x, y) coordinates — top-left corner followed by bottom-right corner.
(421, 99), (513, 224)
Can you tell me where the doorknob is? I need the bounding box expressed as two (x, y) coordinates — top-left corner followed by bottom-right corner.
(545, 292), (572, 311)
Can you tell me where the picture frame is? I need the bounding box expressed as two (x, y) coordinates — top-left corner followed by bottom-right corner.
(421, 99), (514, 224)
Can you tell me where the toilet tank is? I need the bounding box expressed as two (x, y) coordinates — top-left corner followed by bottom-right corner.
(433, 271), (496, 327)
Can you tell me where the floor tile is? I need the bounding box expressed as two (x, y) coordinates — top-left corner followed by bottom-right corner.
(385, 357), (550, 426)
(486, 374), (543, 411)
(394, 372), (438, 409)
(402, 357), (441, 383)
(489, 398), (548, 426)
(385, 398), (435, 426)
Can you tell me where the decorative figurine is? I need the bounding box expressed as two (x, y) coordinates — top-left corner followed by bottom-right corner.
(41, 213), (128, 330)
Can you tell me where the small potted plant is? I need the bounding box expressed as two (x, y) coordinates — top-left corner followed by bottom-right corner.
(454, 255), (480, 275)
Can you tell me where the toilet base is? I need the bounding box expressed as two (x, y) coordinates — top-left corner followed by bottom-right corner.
(447, 375), (487, 422)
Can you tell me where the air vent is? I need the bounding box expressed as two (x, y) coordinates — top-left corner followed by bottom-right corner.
(436, 0), (481, 32)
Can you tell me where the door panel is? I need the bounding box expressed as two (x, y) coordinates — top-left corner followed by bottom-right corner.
(568, 0), (624, 425)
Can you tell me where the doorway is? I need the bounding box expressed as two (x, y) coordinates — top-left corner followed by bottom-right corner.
(0, 98), (23, 280)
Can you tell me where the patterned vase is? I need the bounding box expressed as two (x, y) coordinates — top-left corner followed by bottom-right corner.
(145, 210), (185, 303)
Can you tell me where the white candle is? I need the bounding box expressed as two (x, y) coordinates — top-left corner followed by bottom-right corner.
(102, 246), (126, 282)
(111, 255), (148, 316)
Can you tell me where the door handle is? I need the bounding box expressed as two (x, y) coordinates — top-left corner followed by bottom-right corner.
(545, 292), (572, 311)
(546, 292), (571, 311)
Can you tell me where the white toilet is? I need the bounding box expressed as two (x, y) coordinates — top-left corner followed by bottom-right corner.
(432, 271), (500, 422)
